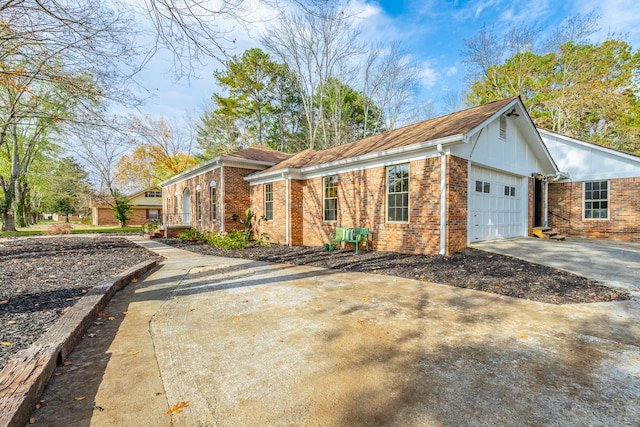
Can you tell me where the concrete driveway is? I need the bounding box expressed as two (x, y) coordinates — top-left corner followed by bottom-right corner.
(471, 237), (640, 295)
(33, 238), (640, 426)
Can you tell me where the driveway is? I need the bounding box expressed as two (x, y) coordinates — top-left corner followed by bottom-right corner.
(32, 238), (640, 426)
(472, 237), (640, 295)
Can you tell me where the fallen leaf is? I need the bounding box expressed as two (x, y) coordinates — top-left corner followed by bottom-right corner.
(98, 311), (106, 316)
(261, 297), (267, 302)
(0, 300), (9, 305)
(41, 309), (48, 313)
(518, 333), (528, 339)
(131, 351), (139, 355)
(122, 311), (128, 315)
(61, 307), (71, 315)
(362, 297), (370, 301)
(7, 320), (16, 324)
(74, 397), (85, 401)
(167, 401), (190, 416)
(187, 308), (194, 312)
(35, 400), (45, 410)
(1, 342), (11, 346)
(232, 317), (239, 321)
(29, 417), (37, 424)
(62, 361), (73, 366)
(131, 278), (138, 283)
(108, 317), (115, 321)
(494, 285), (501, 289)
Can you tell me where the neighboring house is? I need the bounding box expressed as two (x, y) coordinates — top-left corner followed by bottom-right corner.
(91, 188), (163, 226)
(162, 96), (568, 255)
(539, 129), (640, 241)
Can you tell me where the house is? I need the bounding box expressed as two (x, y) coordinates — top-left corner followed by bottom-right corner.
(539, 129), (640, 241)
(162, 96), (576, 255)
(91, 187), (164, 226)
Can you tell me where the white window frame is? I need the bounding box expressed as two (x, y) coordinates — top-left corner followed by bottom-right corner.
(195, 188), (202, 220)
(386, 163), (410, 223)
(583, 180), (609, 220)
(264, 183), (273, 221)
(323, 175), (338, 222)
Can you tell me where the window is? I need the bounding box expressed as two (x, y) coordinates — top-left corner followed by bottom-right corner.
(499, 115), (507, 140)
(145, 190), (162, 198)
(195, 189), (202, 220)
(173, 194), (178, 213)
(584, 181), (608, 219)
(504, 186), (516, 197)
(210, 187), (217, 220)
(323, 176), (338, 222)
(387, 164), (409, 222)
(264, 183), (273, 220)
(476, 180), (490, 193)
(146, 209), (160, 220)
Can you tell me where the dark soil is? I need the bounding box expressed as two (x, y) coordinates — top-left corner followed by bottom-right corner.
(160, 238), (630, 306)
(0, 236), (160, 370)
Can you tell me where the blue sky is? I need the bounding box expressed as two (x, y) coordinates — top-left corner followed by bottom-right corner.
(133, 0), (640, 125)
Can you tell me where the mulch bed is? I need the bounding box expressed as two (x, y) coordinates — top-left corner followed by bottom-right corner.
(0, 236), (160, 370)
(159, 238), (630, 306)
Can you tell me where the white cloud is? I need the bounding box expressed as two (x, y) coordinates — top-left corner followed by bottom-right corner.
(446, 66), (458, 77)
(418, 61), (441, 88)
(574, 0), (640, 48)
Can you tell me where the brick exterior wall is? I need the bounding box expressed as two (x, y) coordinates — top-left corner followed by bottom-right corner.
(445, 155), (468, 255)
(297, 157), (444, 255)
(548, 177), (640, 241)
(251, 180), (289, 244)
(527, 178), (534, 235)
(162, 166), (259, 235)
(93, 207), (162, 226)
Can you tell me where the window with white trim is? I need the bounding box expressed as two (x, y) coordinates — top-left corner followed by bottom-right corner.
(323, 176), (338, 222)
(145, 190), (162, 198)
(210, 185), (217, 221)
(264, 183), (273, 221)
(387, 164), (409, 222)
(584, 181), (609, 219)
(195, 188), (202, 220)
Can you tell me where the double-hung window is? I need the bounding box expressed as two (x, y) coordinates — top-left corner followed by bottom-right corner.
(264, 183), (273, 220)
(387, 164), (409, 222)
(210, 186), (217, 221)
(195, 188), (202, 220)
(323, 176), (338, 222)
(584, 181), (609, 219)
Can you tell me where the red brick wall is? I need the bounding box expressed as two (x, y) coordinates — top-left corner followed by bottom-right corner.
(446, 155), (468, 254)
(527, 178), (534, 235)
(162, 166), (258, 235)
(94, 207), (162, 226)
(300, 157), (443, 255)
(548, 178), (640, 241)
(251, 180), (289, 244)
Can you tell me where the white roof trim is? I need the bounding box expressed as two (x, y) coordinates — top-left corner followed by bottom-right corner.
(538, 128), (640, 163)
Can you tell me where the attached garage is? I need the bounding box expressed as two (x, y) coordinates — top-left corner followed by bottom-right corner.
(468, 165), (526, 242)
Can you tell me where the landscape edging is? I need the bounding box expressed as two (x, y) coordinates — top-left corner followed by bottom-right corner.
(0, 259), (158, 427)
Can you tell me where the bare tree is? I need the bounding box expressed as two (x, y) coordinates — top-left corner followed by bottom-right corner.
(363, 42), (420, 131)
(262, 5), (362, 149)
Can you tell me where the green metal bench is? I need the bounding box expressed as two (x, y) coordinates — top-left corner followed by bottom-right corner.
(330, 227), (370, 254)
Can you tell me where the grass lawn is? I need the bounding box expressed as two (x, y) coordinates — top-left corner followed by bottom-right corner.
(0, 222), (141, 237)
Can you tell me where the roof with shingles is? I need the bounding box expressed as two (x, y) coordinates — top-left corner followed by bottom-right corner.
(263, 96), (518, 173)
(226, 145), (294, 163)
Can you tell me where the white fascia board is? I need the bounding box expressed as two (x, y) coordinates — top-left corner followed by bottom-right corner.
(246, 169), (305, 185)
(464, 98), (521, 142)
(303, 134), (462, 175)
(160, 156), (276, 187)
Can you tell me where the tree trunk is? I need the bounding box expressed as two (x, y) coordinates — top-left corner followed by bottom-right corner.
(2, 208), (16, 232)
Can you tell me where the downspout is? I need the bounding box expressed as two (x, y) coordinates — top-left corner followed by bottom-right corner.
(219, 161), (225, 232)
(544, 178), (549, 227)
(284, 173), (290, 246)
(437, 144), (447, 256)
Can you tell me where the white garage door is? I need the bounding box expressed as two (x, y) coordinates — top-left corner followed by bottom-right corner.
(469, 166), (524, 242)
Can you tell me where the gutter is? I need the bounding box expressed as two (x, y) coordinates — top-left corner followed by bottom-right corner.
(284, 173), (290, 246)
(437, 144), (447, 256)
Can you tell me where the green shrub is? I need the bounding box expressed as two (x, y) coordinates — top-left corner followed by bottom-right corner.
(177, 228), (204, 242)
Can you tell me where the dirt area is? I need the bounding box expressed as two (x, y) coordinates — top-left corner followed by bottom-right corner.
(0, 236), (160, 370)
(159, 238), (630, 305)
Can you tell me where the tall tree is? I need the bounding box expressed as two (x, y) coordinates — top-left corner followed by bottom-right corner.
(263, 5), (362, 149)
(115, 115), (199, 190)
(214, 48), (282, 146)
(47, 157), (91, 222)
